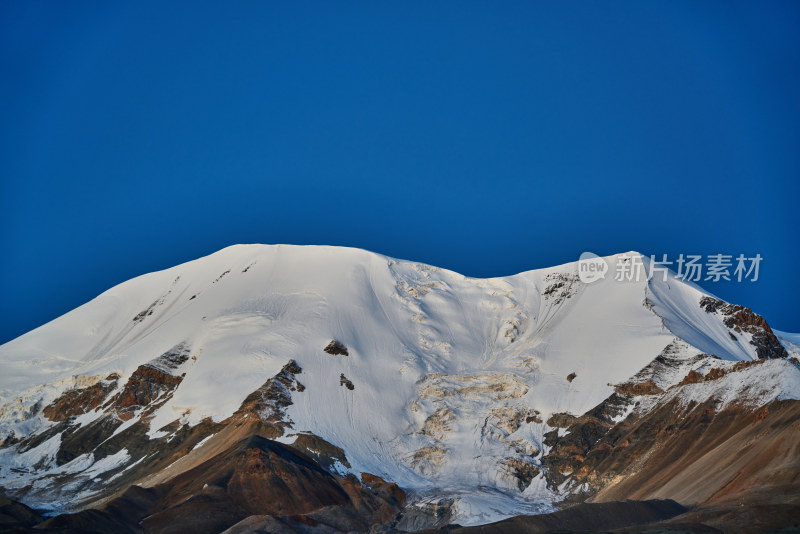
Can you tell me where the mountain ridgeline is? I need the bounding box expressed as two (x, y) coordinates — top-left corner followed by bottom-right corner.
(0, 245), (798, 533)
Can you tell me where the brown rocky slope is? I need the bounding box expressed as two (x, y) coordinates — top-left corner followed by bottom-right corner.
(21, 435), (404, 534)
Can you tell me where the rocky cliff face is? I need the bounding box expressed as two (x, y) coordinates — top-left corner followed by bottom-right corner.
(700, 296), (789, 360)
(26, 436), (404, 534)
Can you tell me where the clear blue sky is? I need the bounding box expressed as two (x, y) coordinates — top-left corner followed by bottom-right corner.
(1, 1), (799, 344)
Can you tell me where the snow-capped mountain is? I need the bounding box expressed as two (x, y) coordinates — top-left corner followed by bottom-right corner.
(1, 245), (798, 532)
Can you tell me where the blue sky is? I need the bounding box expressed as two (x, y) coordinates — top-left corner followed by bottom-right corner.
(1, 1), (799, 344)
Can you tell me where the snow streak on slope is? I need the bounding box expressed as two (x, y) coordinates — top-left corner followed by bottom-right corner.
(645, 264), (757, 361)
(0, 245), (796, 525)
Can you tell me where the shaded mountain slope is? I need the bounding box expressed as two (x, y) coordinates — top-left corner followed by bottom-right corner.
(418, 499), (689, 533)
(29, 435), (403, 534)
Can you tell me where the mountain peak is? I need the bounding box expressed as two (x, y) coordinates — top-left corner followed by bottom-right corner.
(0, 246), (796, 528)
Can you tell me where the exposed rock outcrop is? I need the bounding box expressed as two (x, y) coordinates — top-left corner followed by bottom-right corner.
(700, 296), (789, 359)
(290, 432), (352, 473)
(501, 458), (541, 491)
(676, 359), (766, 387)
(231, 360), (305, 435)
(339, 373), (354, 390)
(112, 345), (191, 420)
(393, 498), (455, 532)
(542, 273), (579, 305)
(614, 379), (663, 396)
(324, 340), (349, 356)
(42, 373), (120, 422)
